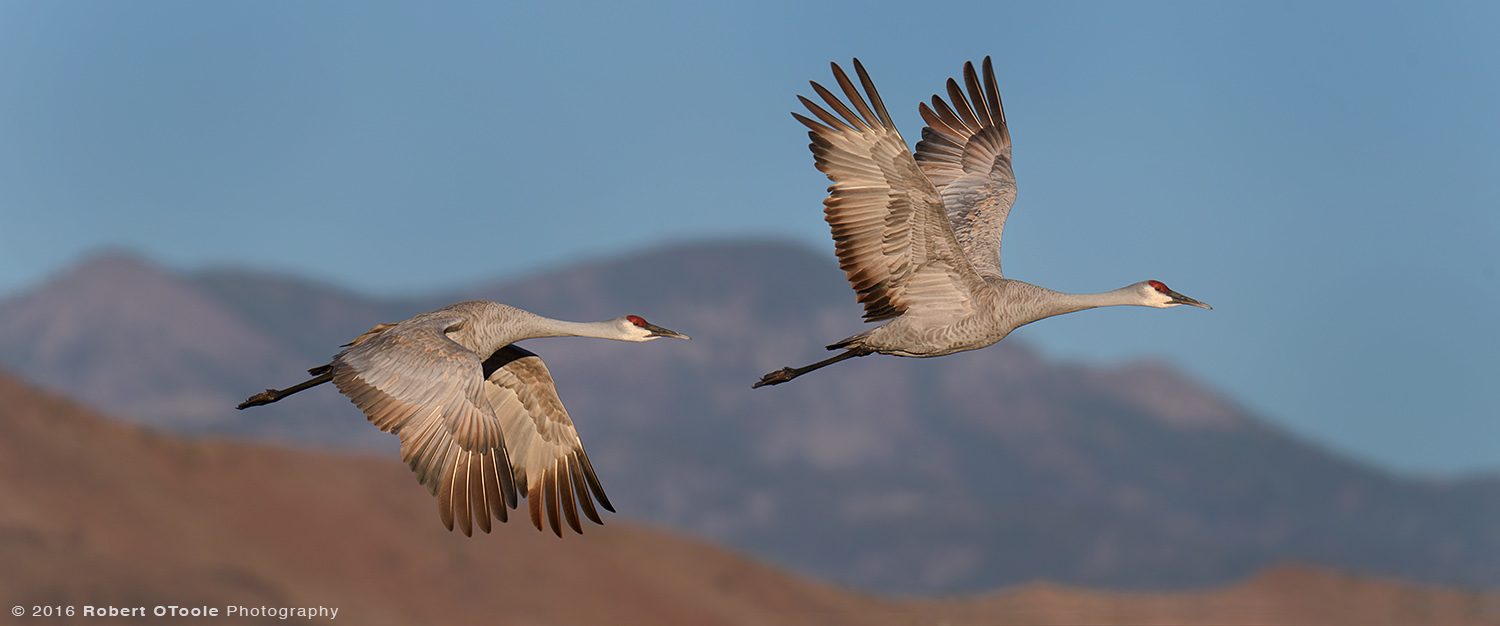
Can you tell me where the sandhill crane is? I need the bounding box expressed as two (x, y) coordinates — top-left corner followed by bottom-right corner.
(238, 300), (689, 537)
(754, 57), (1209, 388)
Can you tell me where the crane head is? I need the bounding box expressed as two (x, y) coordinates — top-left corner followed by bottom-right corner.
(1142, 280), (1212, 309)
(618, 315), (692, 341)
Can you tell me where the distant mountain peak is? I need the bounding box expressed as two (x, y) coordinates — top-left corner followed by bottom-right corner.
(23, 248), (172, 296)
(0, 249), (307, 428)
(1092, 360), (1250, 431)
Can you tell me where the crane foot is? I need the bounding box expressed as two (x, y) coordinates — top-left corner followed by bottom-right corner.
(237, 390), (280, 409)
(752, 367), (799, 388)
(236, 371), (334, 409)
(752, 348), (872, 388)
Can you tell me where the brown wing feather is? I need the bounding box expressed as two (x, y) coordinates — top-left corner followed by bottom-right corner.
(329, 313), (518, 536)
(447, 451), (472, 536)
(567, 455), (602, 524)
(797, 59), (985, 322)
(914, 56), (1016, 280)
(482, 345), (613, 536)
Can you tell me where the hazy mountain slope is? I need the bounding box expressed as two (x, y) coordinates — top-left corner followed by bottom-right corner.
(3, 370), (1494, 626)
(1, 241), (1497, 594)
(0, 253), (403, 447)
(0, 253), (308, 431)
(187, 267), (425, 365)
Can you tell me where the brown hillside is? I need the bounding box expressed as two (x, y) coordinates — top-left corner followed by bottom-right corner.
(0, 372), (885, 625)
(901, 564), (1500, 625)
(1, 371), (1495, 625)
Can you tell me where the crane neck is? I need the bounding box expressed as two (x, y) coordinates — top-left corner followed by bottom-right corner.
(444, 302), (634, 356)
(1022, 283), (1149, 323)
(520, 317), (629, 341)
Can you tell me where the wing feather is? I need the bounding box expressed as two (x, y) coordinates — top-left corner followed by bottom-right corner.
(449, 452), (473, 536)
(437, 450), (459, 532)
(543, 464), (561, 536)
(467, 450), (488, 534)
(574, 446), (613, 512)
(914, 56), (1016, 280)
(329, 313), (519, 536)
(482, 345), (613, 536)
(946, 77), (986, 132)
(481, 451), (508, 523)
(798, 59), (985, 322)
(568, 455), (602, 524)
(557, 459), (582, 534)
(527, 480), (543, 533)
(796, 98), (855, 133)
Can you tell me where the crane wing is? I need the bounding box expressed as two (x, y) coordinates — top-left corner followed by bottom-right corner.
(795, 59), (986, 323)
(913, 56), (1016, 281)
(329, 315), (519, 536)
(481, 345), (613, 537)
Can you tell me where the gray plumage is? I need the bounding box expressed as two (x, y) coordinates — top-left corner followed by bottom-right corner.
(755, 57), (1209, 388)
(239, 300), (689, 537)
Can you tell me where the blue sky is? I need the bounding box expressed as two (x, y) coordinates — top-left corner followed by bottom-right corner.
(1, 1), (1496, 477)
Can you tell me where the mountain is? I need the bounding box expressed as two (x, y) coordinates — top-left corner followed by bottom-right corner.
(2, 241), (1498, 594)
(2, 369), (1495, 626)
(0, 252), (415, 448)
(0, 252), (301, 429)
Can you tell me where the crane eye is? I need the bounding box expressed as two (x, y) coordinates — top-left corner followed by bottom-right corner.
(1147, 280), (1169, 294)
(626, 315), (648, 327)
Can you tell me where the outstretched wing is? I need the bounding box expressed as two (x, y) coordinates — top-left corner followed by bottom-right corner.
(914, 56), (1016, 280)
(329, 314), (518, 537)
(481, 345), (614, 537)
(795, 59), (986, 323)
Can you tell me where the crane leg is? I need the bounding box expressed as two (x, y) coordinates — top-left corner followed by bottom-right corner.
(237, 372), (334, 409)
(752, 348), (871, 388)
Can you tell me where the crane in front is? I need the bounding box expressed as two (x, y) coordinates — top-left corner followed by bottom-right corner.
(755, 57), (1209, 388)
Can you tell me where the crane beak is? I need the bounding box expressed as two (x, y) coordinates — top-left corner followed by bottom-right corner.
(645, 323), (691, 340)
(1167, 290), (1212, 310)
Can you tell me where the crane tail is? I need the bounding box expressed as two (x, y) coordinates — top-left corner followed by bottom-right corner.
(236, 372), (334, 409)
(752, 348), (872, 389)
